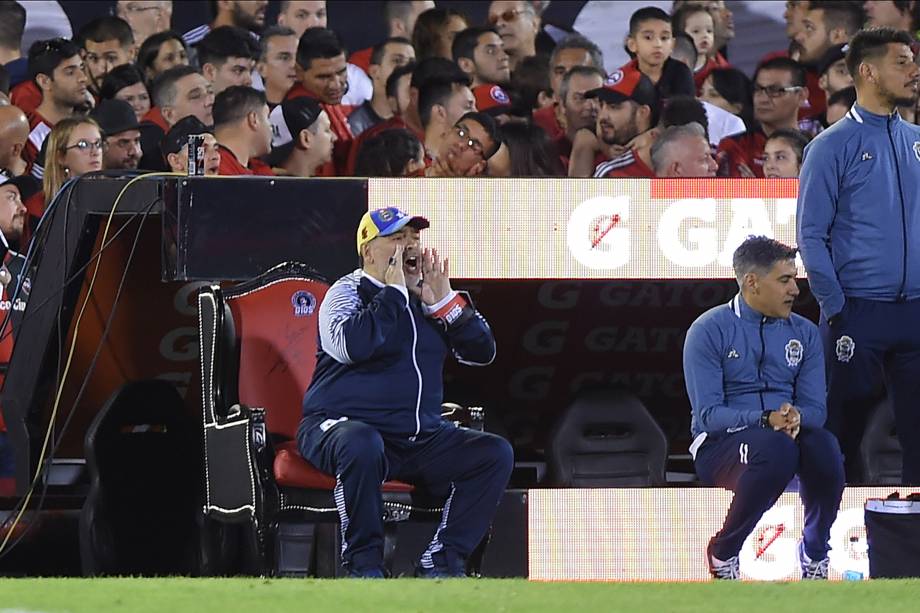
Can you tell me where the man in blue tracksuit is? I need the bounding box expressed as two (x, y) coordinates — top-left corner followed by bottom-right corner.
(684, 236), (845, 580)
(797, 27), (920, 484)
(297, 206), (513, 578)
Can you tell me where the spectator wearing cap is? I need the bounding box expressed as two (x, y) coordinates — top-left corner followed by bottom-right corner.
(419, 77), (475, 164)
(716, 57), (808, 178)
(570, 71), (658, 179)
(453, 26), (510, 88)
(472, 83), (516, 126)
(136, 31), (189, 85)
(91, 99), (142, 170)
(426, 111), (500, 177)
(162, 115), (220, 176)
(198, 26), (260, 96)
(487, 1), (539, 73)
(650, 122), (716, 178)
(348, 37), (415, 137)
(792, 1), (864, 121)
(286, 28), (354, 174)
(213, 85), (273, 176)
(100, 64), (151, 124)
(0, 105), (28, 177)
(532, 35), (605, 158)
(116, 1), (173, 48)
(354, 127), (425, 177)
(75, 17), (135, 98)
(22, 38), (89, 179)
(139, 65), (215, 171)
(270, 97), (335, 177)
(257, 26), (298, 109)
(622, 7), (695, 103)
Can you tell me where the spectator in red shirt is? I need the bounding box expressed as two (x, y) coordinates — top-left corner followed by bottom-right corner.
(418, 76), (475, 162)
(162, 115), (220, 176)
(271, 97), (336, 177)
(793, 1), (864, 120)
(672, 4), (716, 77)
(75, 17), (135, 98)
(198, 26), (260, 95)
(571, 71), (659, 178)
(673, 1), (735, 60)
(23, 38), (89, 179)
(623, 6), (695, 101)
(716, 57), (807, 178)
(453, 26), (511, 88)
(487, 1), (539, 73)
(257, 26), (299, 109)
(650, 121), (717, 177)
(213, 86), (274, 176)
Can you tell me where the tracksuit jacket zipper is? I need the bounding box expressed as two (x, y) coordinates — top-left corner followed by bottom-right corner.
(887, 116), (909, 301)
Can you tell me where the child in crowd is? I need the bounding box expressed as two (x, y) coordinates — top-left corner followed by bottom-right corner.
(762, 129), (809, 178)
(672, 4), (714, 76)
(623, 6), (695, 101)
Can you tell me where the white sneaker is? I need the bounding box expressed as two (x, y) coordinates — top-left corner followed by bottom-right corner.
(707, 540), (740, 580)
(798, 541), (829, 580)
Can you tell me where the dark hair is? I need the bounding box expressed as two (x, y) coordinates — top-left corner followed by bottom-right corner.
(549, 34), (604, 73)
(708, 67), (755, 130)
(558, 65), (605, 105)
(671, 31), (698, 67)
(386, 61), (416, 99)
(410, 56), (468, 90)
(452, 26), (497, 62)
(213, 85), (266, 127)
(412, 8), (467, 61)
(419, 80), (469, 127)
(296, 27), (345, 71)
(732, 236), (798, 282)
(755, 56), (807, 88)
(137, 31), (187, 77)
(0, 63), (9, 95)
(671, 4), (710, 35)
(28, 38), (82, 82)
(765, 128), (810, 165)
(457, 111), (500, 159)
(827, 84), (856, 108)
(259, 25), (297, 61)
(370, 36), (412, 65)
(151, 65), (200, 108)
(629, 6), (671, 36)
(100, 64), (146, 100)
(498, 122), (564, 176)
(76, 16), (134, 49)
(354, 128), (424, 176)
(0, 1), (26, 52)
(509, 54), (550, 113)
(662, 95), (709, 140)
(198, 26), (260, 68)
(808, 1), (866, 37)
(846, 27), (915, 80)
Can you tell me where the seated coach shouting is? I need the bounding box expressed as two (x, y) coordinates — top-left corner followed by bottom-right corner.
(683, 236), (844, 580)
(297, 207), (513, 578)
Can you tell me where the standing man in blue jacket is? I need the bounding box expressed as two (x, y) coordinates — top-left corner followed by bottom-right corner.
(797, 27), (920, 484)
(297, 207), (513, 578)
(684, 236), (845, 580)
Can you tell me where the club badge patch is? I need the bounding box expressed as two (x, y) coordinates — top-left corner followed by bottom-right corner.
(835, 335), (855, 363)
(913, 141), (920, 162)
(785, 339), (803, 367)
(291, 290), (316, 317)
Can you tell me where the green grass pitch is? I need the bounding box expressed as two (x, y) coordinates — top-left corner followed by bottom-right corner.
(1, 578), (920, 612)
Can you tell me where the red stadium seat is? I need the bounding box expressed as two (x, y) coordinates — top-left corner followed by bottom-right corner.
(197, 262), (455, 576)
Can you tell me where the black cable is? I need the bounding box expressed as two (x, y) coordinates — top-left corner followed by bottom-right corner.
(0, 198), (158, 560)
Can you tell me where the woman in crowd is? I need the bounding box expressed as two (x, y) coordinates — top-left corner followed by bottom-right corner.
(100, 64), (151, 123)
(699, 67), (754, 131)
(412, 8), (469, 62)
(26, 117), (104, 224)
(136, 30), (189, 84)
(354, 128), (426, 177)
(762, 128), (809, 179)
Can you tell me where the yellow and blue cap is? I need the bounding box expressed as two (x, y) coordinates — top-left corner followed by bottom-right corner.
(356, 207), (430, 254)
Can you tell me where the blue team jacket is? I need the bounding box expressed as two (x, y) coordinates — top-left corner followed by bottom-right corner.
(301, 270), (496, 437)
(683, 294), (826, 448)
(797, 104), (920, 320)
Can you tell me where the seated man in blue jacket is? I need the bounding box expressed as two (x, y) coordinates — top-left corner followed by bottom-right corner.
(683, 236), (845, 580)
(297, 206), (513, 578)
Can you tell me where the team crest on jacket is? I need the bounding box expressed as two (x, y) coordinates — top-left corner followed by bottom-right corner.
(835, 335), (855, 362)
(785, 339), (803, 367)
(913, 141), (920, 162)
(291, 290), (316, 317)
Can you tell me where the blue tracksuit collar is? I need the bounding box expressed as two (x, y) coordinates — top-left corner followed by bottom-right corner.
(847, 103), (901, 126)
(729, 293), (780, 324)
